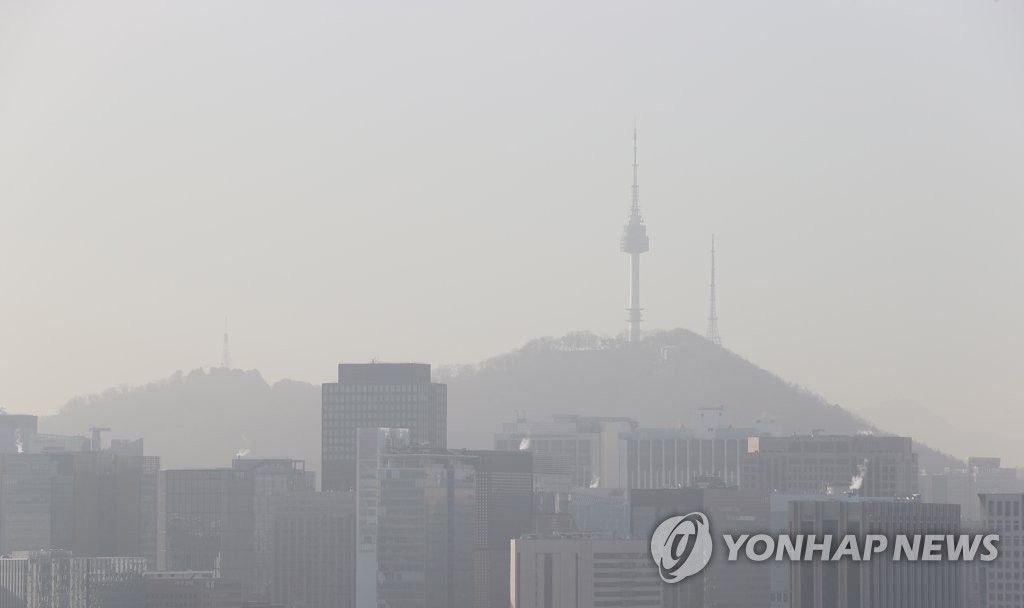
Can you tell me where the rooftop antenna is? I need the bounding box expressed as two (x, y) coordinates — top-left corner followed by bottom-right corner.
(706, 235), (722, 346)
(221, 317), (233, 369)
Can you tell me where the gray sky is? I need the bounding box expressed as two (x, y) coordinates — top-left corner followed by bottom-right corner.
(1, 1), (1021, 454)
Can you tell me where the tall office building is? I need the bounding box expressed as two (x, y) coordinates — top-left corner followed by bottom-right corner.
(789, 497), (961, 608)
(979, 493), (1024, 607)
(510, 535), (662, 608)
(0, 440), (161, 563)
(231, 459), (315, 599)
(742, 434), (919, 498)
(270, 491), (356, 608)
(630, 487), (771, 608)
(322, 363), (447, 491)
(49, 449), (148, 558)
(166, 460), (313, 601)
(462, 450), (534, 608)
(355, 428), (410, 608)
(356, 429), (475, 608)
(376, 447), (475, 608)
(165, 468), (257, 597)
(958, 519), (990, 608)
(110, 438), (166, 570)
(0, 454), (56, 554)
(140, 454), (166, 571)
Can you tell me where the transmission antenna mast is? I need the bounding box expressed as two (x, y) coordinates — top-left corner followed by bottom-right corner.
(706, 236), (722, 346)
(221, 317), (233, 368)
(619, 126), (650, 342)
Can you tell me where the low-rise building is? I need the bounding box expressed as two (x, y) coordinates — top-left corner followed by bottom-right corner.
(511, 535), (662, 608)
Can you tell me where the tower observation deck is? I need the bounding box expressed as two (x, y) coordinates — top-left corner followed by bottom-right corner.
(620, 127), (649, 342)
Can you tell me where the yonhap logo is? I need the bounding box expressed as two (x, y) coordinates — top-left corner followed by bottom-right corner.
(649, 510), (1000, 580)
(650, 512), (714, 583)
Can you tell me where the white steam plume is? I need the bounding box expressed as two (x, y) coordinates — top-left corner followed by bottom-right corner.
(850, 459), (869, 491)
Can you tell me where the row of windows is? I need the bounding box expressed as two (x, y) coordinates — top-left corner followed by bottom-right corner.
(327, 384), (429, 393)
(324, 408), (426, 418)
(987, 500), (1022, 518)
(326, 395), (426, 404)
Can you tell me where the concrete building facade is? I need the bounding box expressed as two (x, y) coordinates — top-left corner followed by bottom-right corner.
(511, 536), (662, 608)
(356, 429), (475, 608)
(789, 497), (961, 608)
(143, 571), (244, 608)
(495, 415), (636, 489)
(621, 427), (749, 490)
(165, 468), (257, 597)
(923, 458), (1020, 522)
(630, 487), (771, 608)
(742, 434), (919, 498)
(463, 450), (534, 608)
(979, 493), (1024, 608)
(0, 551), (146, 608)
(270, 491), (356, 608)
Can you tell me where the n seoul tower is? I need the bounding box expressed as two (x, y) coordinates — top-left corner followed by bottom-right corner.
(620, 127), (650, 342)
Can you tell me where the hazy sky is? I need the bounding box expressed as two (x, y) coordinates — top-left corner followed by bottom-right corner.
(1, 1), (1021, 452)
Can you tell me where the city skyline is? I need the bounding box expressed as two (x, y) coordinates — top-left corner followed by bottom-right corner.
(0, 358), (1017, 607)
(1, 1), (1020, 606)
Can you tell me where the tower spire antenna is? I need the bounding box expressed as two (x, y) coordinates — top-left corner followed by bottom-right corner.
(221, 317), (233, 369)
(706, 235), (722, 346)
(620, 125), (650, 342)
(631, 122), (640, 217)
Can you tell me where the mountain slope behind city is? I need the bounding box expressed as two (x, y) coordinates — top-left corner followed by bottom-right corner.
(40, 329), (960, 476)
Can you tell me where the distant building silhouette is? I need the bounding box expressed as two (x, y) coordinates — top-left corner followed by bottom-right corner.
(742, 434), (919, 498)
(23, 432), (90, 453)
(921, 457), (1020, 522)
(620, 408), (783, 492)
(621, 427), (749, 490)
(321, 363), (447, 491)
(494, 415), (636, 489)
